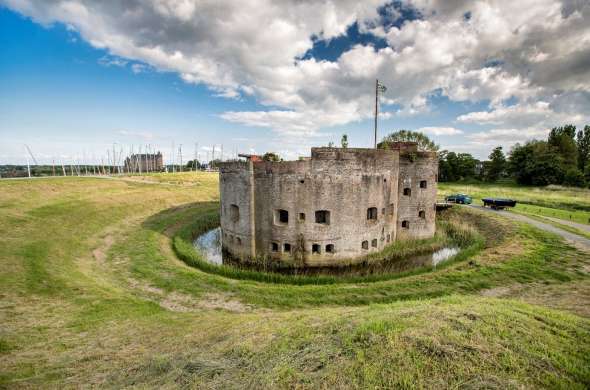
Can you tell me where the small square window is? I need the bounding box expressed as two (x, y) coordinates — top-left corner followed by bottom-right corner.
(315, 210), (330, 224)
(276, 209), (289, 224)
(371, 239), (378, 248)
(271, 242), (279, 252)
(299, 213), (306, 221)
(402, 220), (409, 229)
(419, 210), (426, 219)
(420, 180), (427, 189)
(312, 244), (320, 254)
(403, 188), (411, 196)
(283, 243), (291, 252)
(367, 207), (378, 220)
(325, 244), (334, 253)
(362, 240), (368, 250)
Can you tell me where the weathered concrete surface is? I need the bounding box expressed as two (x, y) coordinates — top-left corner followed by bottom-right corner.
(470, 205), (590, 252)
(219, 145), (438, 266)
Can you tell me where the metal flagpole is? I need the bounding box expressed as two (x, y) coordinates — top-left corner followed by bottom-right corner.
(374, 79), (387, 148)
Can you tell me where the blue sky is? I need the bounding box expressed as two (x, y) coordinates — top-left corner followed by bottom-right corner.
(1, 1), (589, 164)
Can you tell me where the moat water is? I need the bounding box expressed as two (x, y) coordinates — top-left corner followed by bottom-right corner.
(193, 227), (459, 277)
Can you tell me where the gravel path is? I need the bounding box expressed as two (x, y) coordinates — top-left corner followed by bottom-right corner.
(469, 205), (590, 252)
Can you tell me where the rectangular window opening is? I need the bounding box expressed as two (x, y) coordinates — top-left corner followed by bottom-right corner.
(315, 210), (330, 224)
(276, 209), (289, 224)
(371, 239), (378, 248)
(230, 204), (239, 222)
(402, 220), (410, 229)
(325, 244), (334, 253)
(283, 243), (291, 252)
(299, 212), (306, 221)
(361, 240), (368, 250)
(312, 244), (320, 254)
(403, 188), (411, 196)
(419, 210), (426, 219)
(271, 242), (279, 252)
(367, 207), (378, 220)
(420, 180), (427, 189)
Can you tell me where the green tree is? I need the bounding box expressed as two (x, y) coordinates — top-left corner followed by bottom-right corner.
(577, 125), (590, 174)
(262, 152), (280, 162)
(548, 124), (577, 168)
(341, 134), (349, 148)
(379, 130), (439, 151)
(485, 146), (506, 182)
(563, 168), (586, 187)
(437, 151), (478, 181)
(509, 141), (564, 186)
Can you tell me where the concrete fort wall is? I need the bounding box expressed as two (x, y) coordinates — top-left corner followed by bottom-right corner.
(219, 145), (438, 267)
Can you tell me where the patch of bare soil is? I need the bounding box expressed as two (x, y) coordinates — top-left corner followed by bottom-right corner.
(92, 234), (115, 263)
(127, 278), (165, 295)
(480, 282), (590, 318)
(479, 286), (519, 298)
(128, 278), (252, 313)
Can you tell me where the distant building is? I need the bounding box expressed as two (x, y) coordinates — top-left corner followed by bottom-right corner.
(124, 152), (163, 173)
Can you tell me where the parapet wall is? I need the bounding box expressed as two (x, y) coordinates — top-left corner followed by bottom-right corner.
(219, 145), (438, 266)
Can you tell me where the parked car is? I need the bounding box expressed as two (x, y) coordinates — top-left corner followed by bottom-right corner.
(482, 198), (517, 209)
(444, 193), (472, 204)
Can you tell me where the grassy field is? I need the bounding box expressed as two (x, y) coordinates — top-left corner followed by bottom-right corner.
(439, 182), (590, 225)
(1, 174), (589, 388)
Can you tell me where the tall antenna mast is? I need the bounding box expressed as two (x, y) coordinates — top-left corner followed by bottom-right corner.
(374, 79), (387, 148)
(171, 142), (175, 173)
(179, 144), (183, 172)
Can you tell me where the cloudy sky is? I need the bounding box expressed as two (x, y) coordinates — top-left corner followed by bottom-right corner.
(1, 0), (589, 164)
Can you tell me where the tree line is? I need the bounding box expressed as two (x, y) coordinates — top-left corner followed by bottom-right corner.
(380, 125), (590, 187)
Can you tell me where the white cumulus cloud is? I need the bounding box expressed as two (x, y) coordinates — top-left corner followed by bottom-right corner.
(2, 0), (590, 145)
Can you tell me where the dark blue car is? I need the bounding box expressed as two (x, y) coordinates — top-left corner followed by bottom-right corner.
(445, 193), (472, 204)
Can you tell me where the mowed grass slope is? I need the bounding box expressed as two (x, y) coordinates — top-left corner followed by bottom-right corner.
(1, 174), (589, 388)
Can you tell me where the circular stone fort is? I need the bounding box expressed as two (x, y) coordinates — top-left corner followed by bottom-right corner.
(218, 142), (438, 266)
